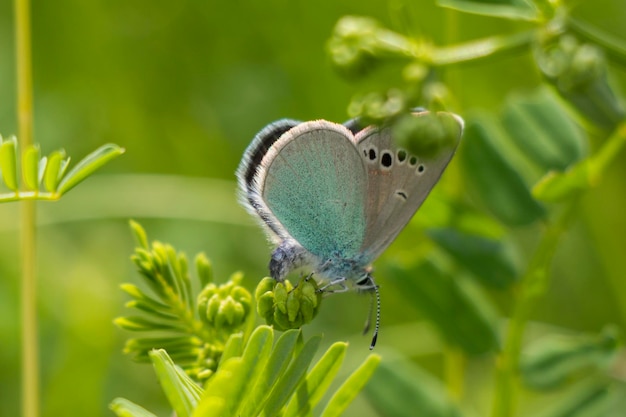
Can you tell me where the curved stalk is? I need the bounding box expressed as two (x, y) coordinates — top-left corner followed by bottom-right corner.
(490, 200), (578, 417)
(432, 29), (539, 66)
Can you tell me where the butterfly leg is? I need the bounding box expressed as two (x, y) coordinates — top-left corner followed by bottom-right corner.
(317, 277), (349, 294)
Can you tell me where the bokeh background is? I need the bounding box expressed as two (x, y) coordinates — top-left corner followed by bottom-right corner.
(0, 0), (624, 416)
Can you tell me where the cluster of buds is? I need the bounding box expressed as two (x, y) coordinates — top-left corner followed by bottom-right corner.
(535, 34), (624, 130)
(255, 277), (323, 331)
(197, 272), (253, 336)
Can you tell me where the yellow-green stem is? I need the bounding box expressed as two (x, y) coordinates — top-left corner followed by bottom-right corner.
(1, 192), (60, 202)
(15, 0), (38, 416)
(432, 29), (539, 67)
(444, 345), (465, 401)
(491, 200), (579, 417)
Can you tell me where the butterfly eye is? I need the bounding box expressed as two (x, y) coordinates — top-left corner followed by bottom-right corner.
(381, 151), (393, 169)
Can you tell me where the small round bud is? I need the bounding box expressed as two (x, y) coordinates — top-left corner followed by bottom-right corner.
(254, 277), (323, 331)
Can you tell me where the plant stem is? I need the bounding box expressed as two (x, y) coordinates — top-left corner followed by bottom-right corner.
(1, 192), (60, 202)
(432, 29), (540, 67)
(444, 345), (465, 401)
(490, 200), (579, 417)
(15, 0), (38, 416)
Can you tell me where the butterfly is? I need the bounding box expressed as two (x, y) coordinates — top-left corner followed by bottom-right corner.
(237, 110), (463, 348)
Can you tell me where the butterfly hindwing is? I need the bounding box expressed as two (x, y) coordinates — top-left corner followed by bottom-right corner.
(258, 121), (368, 262)
(237, 119), (302, 241)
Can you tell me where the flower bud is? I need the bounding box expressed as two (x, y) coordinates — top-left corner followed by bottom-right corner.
(197, 274), (252, 333)
(254, 277), (323, 331)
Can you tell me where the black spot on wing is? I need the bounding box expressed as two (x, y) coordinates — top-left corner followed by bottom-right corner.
(396, 191), (408, 200)
(381, 151), (392, 168)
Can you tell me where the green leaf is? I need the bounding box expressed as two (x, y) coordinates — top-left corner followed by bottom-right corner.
(567, 17), (626, 68)
(364, 356), (464, 417)
(126, 299), (178, 320)
(320, 354), (381, 417)
(261, 335), (322, 417)
(22, 144), (40, 190)
(124, 336), (201, 361)
(461, 116), (545, 226)
(0, 136), (18, 191)
(56, 143), (124, 195)
(532, 160), (591, 202)
(149, 349), (202, 417)
(120, 283), (171, 310)
(243, 329), (300, 417)
(43, 150), (66, 192)
(195, 327), (274, 417)
(195, 357), (249, 417)
(521, 326), (622, 390)
(196, 252), (213, 287)
(437, 0), (540, 21)
(535, 380), (614, 417)
(386, 260), (500, 354)
(284, 342), (347, 417)
(229, 326), (274, 416)
(109, 398), (158, 417)
(502, 87), (588, 171)
(428, 228), (519, 289)
(416, 196), (507, 239)
(129, 220), (149, 249)
(114, 315), (187, 332)
(220, 332), (245, 364)
(533, 122), (626, 202)
(37, 156), (47, 187)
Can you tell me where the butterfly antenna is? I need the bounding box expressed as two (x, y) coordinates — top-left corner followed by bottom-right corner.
(369, 281), (381, 350)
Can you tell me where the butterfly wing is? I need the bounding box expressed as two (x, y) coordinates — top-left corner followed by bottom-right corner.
(355, 111), (464, 261)
(237, 119), (302, 242)
(245, 120), (368, 262)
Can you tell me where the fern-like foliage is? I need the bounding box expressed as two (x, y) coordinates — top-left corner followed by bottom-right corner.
(113, 222), (380, 416)
(111, 327), (380, 417)
(115, 221), (254, 381)
(0, 135), (124, 202)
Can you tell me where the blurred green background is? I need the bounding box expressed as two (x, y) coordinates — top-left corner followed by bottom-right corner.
(0, 1), (625, 416)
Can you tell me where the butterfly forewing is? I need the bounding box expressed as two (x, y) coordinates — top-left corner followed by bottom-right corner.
(260, 121), (368, 262)
(355, 112), (463, 261)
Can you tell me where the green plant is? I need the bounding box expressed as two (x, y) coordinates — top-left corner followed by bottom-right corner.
(8, 1), (124, 416)
(112, 222), (380, 416)
(325, 0), (626, 416)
